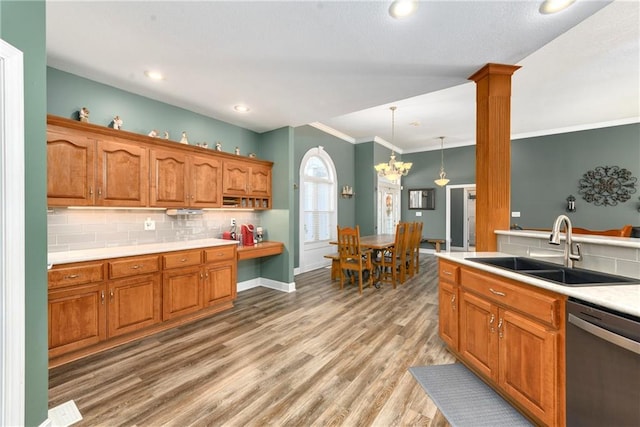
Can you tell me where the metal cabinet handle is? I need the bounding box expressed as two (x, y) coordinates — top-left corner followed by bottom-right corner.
(64, 274), (80, 279)
(443, 271), (452, 276)
(498, 318), (504, 339)
(450, 294), (456, 311)
(181, 258), (188, 262)
(101, 290), (105, 305)
(489, 288), (506, 297)
(489, 314), (495, 332)
(98, 188), (102, 197)
(110, 289), (114, 301)
(89, 187), (94, 196)
(131, 264), (142, 269)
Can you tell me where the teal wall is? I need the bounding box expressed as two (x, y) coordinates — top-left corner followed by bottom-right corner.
(402, 145), (477, 241)
(401, 123), (639, 240)
(1, 1), (48, 425)
(293, 125), (356, 268)
(260, 127), (295, 282)
(354, 141), (377, 235)
(48, 67), (262, 153)
(511, 123), (640, 229)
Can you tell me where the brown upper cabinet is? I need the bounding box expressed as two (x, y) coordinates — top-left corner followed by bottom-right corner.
(46, 115), (272, 209)
(47, 128), (149, 207)
(150, 149), (222, 208)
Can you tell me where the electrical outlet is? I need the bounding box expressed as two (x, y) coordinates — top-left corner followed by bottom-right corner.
(231, 218), (236, 227)
(144, 217), (156, 231)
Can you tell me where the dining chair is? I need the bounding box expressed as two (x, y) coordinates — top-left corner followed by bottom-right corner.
(409, 221), (423, 276)
(374, 222), (407, 288)
(336, 225), (373, 294)
(402, 222), (415, 281)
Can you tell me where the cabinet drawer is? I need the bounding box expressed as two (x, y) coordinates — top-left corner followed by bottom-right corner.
(204, 245), (236, 263)
(439, 260), (460, 284)
(108, 255), (160, 279)
(49, 262), (105, 289)
(162, 250), (202, 269)
(461, 268), (562, 328)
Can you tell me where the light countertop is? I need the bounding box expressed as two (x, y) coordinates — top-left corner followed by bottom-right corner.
(48, 238), (238, 266)
(436, 251), (640, 318)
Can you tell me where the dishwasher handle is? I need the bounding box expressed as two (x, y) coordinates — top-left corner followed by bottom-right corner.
(569, 313), (640, 356)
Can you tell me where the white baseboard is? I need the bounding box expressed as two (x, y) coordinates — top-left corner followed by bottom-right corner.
(237, 277), (296, 293)
(39, 419), (52, 427)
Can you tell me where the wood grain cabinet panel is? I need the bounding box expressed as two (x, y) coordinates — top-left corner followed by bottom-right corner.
(95, 139), (149, 207)
(47, 130), (96, 206)
(438, 279), (459, 350)
(223, 160), (251, 195)
(459, 289), (499, 380)
(48, 283), (106, 358)
(162, 266), (203, 320)
(48, 261), (105, 290)
(203, 263), (236, 307)
(190, 154), (222, 207)
(108, 274), (161, 337)
(108, 255), (160, 279)
(249, 164), (271, 197)
(150, 148), (189, 207)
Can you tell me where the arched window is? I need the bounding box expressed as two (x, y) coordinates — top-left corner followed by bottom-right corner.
(299, 147), (338, 273)
(301, 148), (337, 243)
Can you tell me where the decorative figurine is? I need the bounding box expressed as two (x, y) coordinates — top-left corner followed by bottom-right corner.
(202, 142), (208, 149)
(79, 107), (90, 122)
(215, 142), (222, 151)
(112, 115), (123, 130)
(180, 131), (189, 144)
(164, 131), (170, 139)
(235, 147), (240, 155)
(148, 129), (159, 138)
(249, 152), (257, 158)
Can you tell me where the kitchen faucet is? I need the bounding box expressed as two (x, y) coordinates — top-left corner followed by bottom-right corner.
(549, 214), (582, 268)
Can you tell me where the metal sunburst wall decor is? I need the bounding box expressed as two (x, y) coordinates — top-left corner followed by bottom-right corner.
(578, 166), (637, 206)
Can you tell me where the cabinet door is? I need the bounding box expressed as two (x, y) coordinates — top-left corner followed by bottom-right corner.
(438, 280), (459, 350)
(48, 284), (106, 358)
(499, 309), (558, 426)
(96, 139), (149, 207)
(190, 154), (222, 207)
(249, 164), (271, 197)
(150, 148), (189, 207)
(203, 263), (236, 307)
(47, 130), (95, 206)
(459, 290), (499, 380)
(222, 161), (250, 195)
(162, 266), (203, 320)
(108, 274), (162, 338)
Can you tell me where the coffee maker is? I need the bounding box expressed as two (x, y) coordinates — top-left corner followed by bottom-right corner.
(240, 224), (255, 246)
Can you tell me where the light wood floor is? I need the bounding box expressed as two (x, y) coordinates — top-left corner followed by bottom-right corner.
(49, 255), (454, 426)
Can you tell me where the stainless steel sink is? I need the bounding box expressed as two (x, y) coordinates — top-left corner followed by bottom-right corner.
(466, 256), (640, 287)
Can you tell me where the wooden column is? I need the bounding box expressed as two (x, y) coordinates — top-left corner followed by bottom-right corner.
(468, 63), (520, 252)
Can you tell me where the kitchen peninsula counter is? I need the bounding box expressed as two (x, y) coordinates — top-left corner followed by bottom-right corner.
(436, 251), (640, 317)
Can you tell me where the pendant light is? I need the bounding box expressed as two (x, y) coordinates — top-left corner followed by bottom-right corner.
(374, 106), (412, 181)
(434, 136), (450, 187)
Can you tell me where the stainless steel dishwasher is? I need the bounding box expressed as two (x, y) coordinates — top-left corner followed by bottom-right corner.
(566, 298), (640, 426)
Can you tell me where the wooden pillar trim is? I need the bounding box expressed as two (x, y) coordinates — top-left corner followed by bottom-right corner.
(469, 63), (520, 252)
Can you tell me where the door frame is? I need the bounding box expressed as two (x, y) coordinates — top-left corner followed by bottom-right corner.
(0, 38), (25, 426)
(445, 183), (476, 252)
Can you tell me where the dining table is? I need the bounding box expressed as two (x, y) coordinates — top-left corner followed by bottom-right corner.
(331, 233), (396, 288)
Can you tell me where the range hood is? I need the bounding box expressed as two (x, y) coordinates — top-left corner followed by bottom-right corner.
(165, 208), (204, 216)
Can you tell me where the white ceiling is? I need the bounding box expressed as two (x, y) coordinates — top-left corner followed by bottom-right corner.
(46, 0), (639, 153)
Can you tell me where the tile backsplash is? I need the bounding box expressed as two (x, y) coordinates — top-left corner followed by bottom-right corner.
(48, 208), (260, 252)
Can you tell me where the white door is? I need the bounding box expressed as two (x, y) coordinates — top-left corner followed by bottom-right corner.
(377, 178), (401, 234)
(299, 147), (338, 273)
(0, 38), (26, 427)
(465, 188), (476, 250)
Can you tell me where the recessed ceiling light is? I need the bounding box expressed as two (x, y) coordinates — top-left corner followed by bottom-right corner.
(144, 70), (165, 81)
(389, 0), (418, 19)
(539, 0), (576, 14)
(234, 105), (250, 113)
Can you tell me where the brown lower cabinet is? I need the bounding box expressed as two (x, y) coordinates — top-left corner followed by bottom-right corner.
(438, 259), (566, 427)
(48, 244), (237, 366)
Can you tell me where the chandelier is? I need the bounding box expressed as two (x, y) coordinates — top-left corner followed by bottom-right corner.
(374, 106), (412, 181)
(434, 136), (450, 187)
